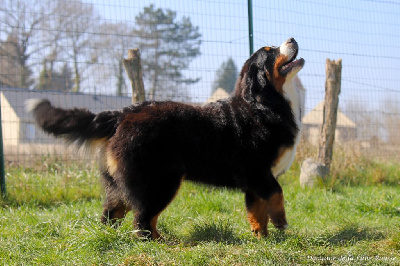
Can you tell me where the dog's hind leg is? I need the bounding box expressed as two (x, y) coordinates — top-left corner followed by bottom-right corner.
(100, 170), (131, 226)
(130, 174), (183, 240)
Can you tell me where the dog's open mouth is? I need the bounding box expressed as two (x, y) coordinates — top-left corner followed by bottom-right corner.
(279, 57), (305, 76)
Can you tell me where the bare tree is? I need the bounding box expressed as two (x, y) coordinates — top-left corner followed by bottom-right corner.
(56, 0), (100, 93)
(41, 1), (70, 77)
(0, 0), (58, 88)
(37, 61), (73, 92)
(98, 22), (134, 96)
(0, 33), (33, 88)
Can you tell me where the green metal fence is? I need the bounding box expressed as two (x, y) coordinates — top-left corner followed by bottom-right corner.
(1, 0), (400, 194)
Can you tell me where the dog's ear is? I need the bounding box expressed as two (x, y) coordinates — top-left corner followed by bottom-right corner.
(234, 61), (253, 102)
(234, 49), (273, 103)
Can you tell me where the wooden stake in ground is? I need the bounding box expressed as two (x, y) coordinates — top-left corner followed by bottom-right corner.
(123, 48), (146, 104)
(318, 58), (342, 171)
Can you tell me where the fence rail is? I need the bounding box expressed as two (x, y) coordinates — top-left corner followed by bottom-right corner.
(1, 0), (400, 193)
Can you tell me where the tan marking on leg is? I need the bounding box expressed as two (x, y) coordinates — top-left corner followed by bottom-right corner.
(266, 192), (288, 230)
(148, 178), (184, 240)
(247, 197), (269, 237)
(112, 203), (131, 221)
(150, 214), (161, 239)
(101, 202), (131, 225)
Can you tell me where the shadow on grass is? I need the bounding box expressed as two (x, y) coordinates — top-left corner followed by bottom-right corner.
(185, 220), (242, 245)
(267, 229), (291, 243)
(325, 223), (385, 246)
(262, 224), (386, 249)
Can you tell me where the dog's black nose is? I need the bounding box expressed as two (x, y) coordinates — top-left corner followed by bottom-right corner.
(287, 37), (296, 44)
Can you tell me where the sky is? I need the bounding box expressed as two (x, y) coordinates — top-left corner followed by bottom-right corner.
(85, 0), (400, 114)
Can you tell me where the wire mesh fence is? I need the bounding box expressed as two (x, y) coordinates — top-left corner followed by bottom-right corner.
(1, 0), (399, 180)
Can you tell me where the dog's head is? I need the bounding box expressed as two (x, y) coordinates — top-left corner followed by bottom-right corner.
(234, 38), (305, 102)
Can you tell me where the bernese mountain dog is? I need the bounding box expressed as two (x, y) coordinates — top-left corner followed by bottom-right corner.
(27, 37), (305, 239)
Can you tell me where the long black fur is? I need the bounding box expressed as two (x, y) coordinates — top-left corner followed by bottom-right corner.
(28, 44), (301, 239)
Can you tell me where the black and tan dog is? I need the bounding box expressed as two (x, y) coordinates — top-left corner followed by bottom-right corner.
(27, 37), (304, 239)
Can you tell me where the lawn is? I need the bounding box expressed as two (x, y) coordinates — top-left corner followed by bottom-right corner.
(0, 159), (399, 265)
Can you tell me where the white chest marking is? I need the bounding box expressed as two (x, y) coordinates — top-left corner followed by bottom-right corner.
(271, 78), (303, 178)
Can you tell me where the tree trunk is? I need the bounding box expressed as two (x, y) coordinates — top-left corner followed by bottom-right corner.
(72, 50), (80, 93)
(116, 61), (125, 96)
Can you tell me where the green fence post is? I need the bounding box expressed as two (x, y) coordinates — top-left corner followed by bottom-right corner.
(248, 0), (254, 56)
(0, 89), (5, 197)
(0, 88), (6, 197)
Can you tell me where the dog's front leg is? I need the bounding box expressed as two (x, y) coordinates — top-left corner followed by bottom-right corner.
(245, 191), (269, 237)
(245, 172), (288, 237)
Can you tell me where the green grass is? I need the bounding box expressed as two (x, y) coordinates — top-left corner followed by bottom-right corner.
(1, 159), (399, 265)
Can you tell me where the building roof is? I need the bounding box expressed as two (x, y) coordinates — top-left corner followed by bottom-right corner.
(206, 88), (230, 103)
(1, 88), (132, 122)
(302, 101), (356, 128)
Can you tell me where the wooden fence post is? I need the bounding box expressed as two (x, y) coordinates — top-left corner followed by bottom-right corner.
(317, 58), (342, 172)
(123, 48), (145, 104)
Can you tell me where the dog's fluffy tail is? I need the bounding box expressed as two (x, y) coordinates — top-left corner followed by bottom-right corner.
(26, 99), (120, 148)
